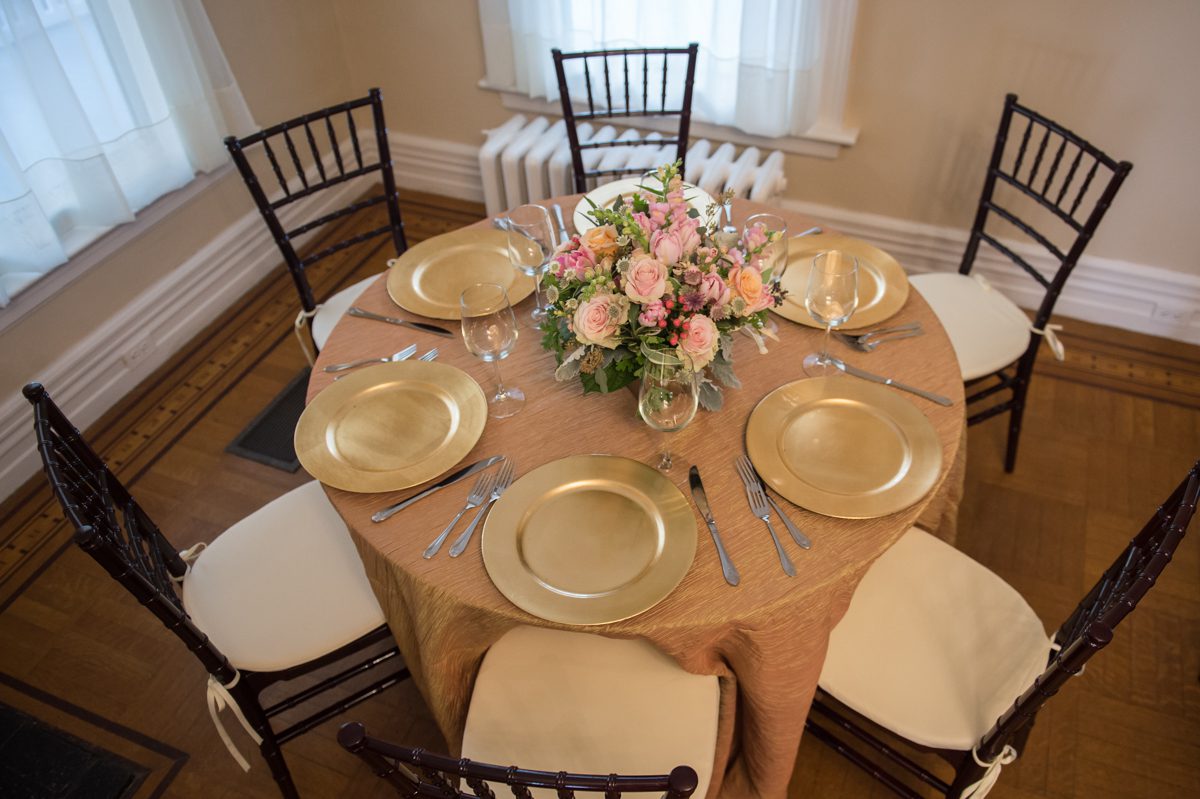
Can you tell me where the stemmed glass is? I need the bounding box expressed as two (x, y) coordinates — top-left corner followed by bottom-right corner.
(802, 250), (859, 377)
(743, 213), (789, 287)
(460, 283), (525, 418)
(504, 204), (555, 327)
(637, 344), (699, 471)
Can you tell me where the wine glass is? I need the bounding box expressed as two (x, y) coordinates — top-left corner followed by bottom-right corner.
(802, 250), (859, 377)
(637, 344), (699, 471)
(460, 283), (525, 418)
(743, 213), (789, 287)
(504, 204), (555, 327)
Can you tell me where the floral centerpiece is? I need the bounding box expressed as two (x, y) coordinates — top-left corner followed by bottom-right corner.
(539, 162), (785, 410)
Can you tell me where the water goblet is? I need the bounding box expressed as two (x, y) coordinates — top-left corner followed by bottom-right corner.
(637, 344), (699, 472)
(504, 204), (555, 327)
(460, 283), (525, 418)
(743, 213), (789, 288)
(802, 250), (859, 377)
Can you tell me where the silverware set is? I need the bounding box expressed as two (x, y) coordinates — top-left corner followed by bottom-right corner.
(421, 460), (514, 558)
(372, 455), (504, 523)
(833, 322), (922, 352)
(448, 460), (515, 557)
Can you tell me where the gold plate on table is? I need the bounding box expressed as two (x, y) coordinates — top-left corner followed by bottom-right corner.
(295, 361), (486, 493)
(386, 228), (535, 320)
(746, 377), (941, 519)
(482, 455), (696, 625)
(773, 232), (910, 329)
(574, 177), (716, 234)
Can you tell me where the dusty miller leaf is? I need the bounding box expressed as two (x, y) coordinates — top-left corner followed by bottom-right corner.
(698, 378), (723, 412)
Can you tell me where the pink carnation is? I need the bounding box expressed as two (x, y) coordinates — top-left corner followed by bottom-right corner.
(554, 243), (596, 280)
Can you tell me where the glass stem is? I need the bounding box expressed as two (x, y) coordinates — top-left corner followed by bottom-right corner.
(659, 432), (673, 471)
(491, 360), (506, 398)
(533, 267), (545, 311)
(822, 324), (833, 364)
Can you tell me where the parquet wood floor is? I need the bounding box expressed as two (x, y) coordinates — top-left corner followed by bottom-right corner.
(0, 192), (1196, 798)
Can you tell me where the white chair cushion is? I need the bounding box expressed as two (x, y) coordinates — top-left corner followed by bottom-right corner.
(819, 527), (1053, 751)
(910, 273), (1031, 381)
(312, 274), (379, 350)
(182, 481), (386, 673)
(463, 626), (719, 799)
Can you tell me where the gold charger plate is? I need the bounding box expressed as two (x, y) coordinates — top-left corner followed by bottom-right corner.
(482, 454), (696, 625)
(386, 228), (535, 320)
(746, 377), (942, 519)
(773, 231), (910, 329)
(295, 361), (486, 493)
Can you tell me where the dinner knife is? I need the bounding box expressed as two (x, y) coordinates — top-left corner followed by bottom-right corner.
(551, 203), (570, 245)
(824, 356), (954, 407)
(688, 466), (740, 586)
(372, 455), (505, 523)
(347, 306), (455, 338)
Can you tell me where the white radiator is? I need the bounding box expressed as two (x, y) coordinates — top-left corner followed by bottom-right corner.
(479, 115), (788, 217)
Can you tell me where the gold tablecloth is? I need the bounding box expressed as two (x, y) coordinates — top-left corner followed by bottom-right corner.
(308, 198), (967, 799)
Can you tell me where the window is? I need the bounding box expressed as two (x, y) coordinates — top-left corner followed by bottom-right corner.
(478, 0), (858, 150)
(0, 0), (253, 308)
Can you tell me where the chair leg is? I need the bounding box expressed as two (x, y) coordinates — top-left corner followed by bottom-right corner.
(232, 683), (300, 799)
(1004, 379), (1030, 473)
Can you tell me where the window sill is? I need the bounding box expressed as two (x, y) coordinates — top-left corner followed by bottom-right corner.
(479, 81), (858, 159)
(0, 164), (234, 336)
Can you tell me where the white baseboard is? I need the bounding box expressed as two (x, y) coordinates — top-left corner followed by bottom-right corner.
(386, 129), (1200, 344)
(0, 178), (364, 503)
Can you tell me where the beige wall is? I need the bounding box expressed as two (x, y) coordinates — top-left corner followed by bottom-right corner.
(1, 0), (355, 397)
(333, 0), (1199, 277)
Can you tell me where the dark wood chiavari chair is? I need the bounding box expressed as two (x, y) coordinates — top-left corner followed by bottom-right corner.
(911, 93), (1133, 471)
(807, 460), (1198, 798)
(551, 45), (699, 193)
(338, 721), (701, 799)
(224, 88), (407, 361)
(24, 382), (409, 799)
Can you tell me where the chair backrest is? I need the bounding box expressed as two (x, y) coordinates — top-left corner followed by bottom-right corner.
(976, 459), (1199, 761)
(23, 383), (236, 683)
(552, 45), (699, 193)
(337, 722), (700, 799)
(960, 94), (1131, 332)
(224, 88), (407, 314)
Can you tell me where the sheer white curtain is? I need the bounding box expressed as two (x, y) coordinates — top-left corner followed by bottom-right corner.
(0, 0), (254, 307)
(479, 0), (851, 139)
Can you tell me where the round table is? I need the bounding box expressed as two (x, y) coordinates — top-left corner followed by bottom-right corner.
(307, 198), (967, 799)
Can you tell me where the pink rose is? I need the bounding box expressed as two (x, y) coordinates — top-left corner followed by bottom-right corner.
(650, 228), (685, 265)
(573, 293), (627, 349)
(623, 256), (668, 303)
(554, 242), (596, 280)
(678, 314), (719, 370)
(699, 272), (731, 307)
(676, 217), (702, 256)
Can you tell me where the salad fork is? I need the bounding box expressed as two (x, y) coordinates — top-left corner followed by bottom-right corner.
(424, 471), (495, 559)
(734, 457), (796, 577)
(418, 348), (439, 361)
(449, 460), (515, 557)
(736, 454), (811, 549)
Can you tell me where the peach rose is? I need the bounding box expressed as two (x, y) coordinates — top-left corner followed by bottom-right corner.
(678, 314), (719, 370)
(728, 264), (772, 314)
(573, 293), (627, 349)
(623, 256), (669, 304)
(581, 224), (620, 257)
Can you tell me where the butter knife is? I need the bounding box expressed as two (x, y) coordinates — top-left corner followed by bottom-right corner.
(824, 356), (953, 406)
(688, 466), (740, 586)
(551, 203), (570, 245)
(347, 307), (455, 338)
(372, 455), (505, 523)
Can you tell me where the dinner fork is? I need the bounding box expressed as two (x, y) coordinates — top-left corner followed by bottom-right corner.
(834, 329), (924, 353)
(324, 344), (417, 372)
(418, 348), (439, 361)
(423, 471), (495, 558)
(448, 460), (515, 557)
(734, 457), (796, 577)
(736, 454), (811, 550)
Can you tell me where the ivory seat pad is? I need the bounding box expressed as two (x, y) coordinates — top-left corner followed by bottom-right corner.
(819, 527), (1052, 750)
(463, 625), (719, 799)
(910, 273), (1030, 381)
(312, 274), (378, 350)
(182, 481), (386, 673)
